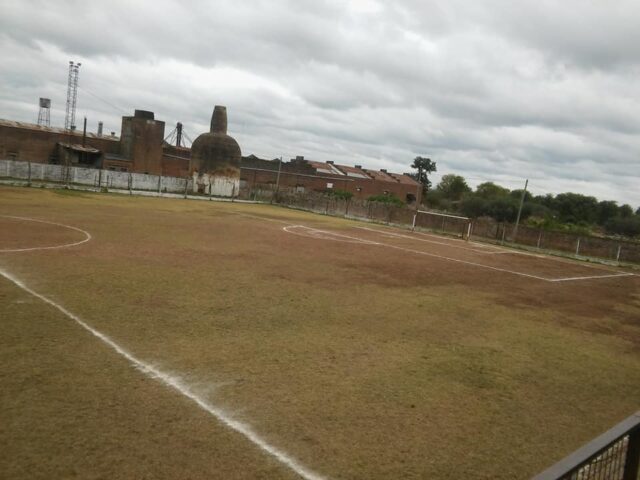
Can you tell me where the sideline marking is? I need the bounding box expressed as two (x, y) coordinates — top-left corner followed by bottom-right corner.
(0, 215), (92, 253)
(0, 269), (327, 480)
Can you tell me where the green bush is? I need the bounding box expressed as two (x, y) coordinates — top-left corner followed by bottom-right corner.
(605, 216), (640, 238)
(326, 189), (353, 200)
(368, 194), (404, 206)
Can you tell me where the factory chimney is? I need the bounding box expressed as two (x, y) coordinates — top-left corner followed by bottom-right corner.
(210, 105), (227, 134)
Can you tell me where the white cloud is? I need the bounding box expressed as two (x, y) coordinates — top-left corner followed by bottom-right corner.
(0, 0), (639, 207)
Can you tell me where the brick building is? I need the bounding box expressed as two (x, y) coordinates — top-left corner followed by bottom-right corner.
(241, 155), (421, 204)
(1, 111), (420, 203)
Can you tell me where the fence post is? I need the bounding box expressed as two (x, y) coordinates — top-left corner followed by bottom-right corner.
(537, 230), (542, 249)
(157, 175), (162, 196)
(184, 178), (189, 199)
(209, 179), (213, 200)
(27, 161), (31, 186)
(575, 237), (581, 256)
(232, 183), (235, 202)
(412, 213), (417, 231)
(97, 169), (102, 191)
(616, 244), (622, 263)
(129, 173), (132, 195)
(501, 225), (506, 245)
(623, 428), (640, 480)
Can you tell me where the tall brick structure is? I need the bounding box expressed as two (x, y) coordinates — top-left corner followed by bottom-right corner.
(190, 106), (241, 196)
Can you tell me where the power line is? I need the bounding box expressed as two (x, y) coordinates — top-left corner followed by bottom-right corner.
(77, 85), (127, 115)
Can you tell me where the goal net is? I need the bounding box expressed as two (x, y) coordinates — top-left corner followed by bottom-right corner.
(412, 210), (471, 239)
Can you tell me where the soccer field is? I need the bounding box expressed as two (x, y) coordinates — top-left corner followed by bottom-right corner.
(1, 186), (639, 479)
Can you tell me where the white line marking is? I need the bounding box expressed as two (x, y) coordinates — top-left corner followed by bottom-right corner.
(237, 213), (291, 224)
(0, 269), (327, 480)
(0, 215), (92, 253)
(288, 225), (550, 281)
(284, 225), (379, 245)
(548, 273), (635, 282)
(377, 241), (551, 281)
(354, 226), (489, 253)
(283, 225), (633, 282)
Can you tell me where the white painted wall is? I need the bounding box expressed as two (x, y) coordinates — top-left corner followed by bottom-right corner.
(0, 159), (243, 196)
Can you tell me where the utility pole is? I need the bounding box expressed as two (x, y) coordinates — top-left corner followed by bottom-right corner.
(513, 179), (529, 241)
(176, 122), (183, 147)
(272, 156), (282, 204)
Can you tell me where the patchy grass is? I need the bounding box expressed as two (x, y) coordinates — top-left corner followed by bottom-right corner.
(1, 186), (639, 479)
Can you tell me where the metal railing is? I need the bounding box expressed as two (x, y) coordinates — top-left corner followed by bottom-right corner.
(533, 411), (640, 480)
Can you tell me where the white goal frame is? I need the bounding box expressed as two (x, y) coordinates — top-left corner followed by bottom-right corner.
(412, 210), (472, 240)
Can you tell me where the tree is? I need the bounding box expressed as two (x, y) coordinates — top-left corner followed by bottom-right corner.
(509, 189), (533, 203)
(619, 204), (634, 218)
(605, 216), (640, 237)
(475, 182), (510, 199)
(553, 192), (598, 224)
(436, 174), (471, 201)
(596, 200), (619, 225)
(408, 156), (437, 196)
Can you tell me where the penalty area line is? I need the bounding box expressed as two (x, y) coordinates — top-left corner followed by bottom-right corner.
(0, 268), (327, 480)
(548, 273), (635, 282)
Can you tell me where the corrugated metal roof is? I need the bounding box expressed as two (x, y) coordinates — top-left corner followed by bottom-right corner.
(58, 142), (101, 153)
(0, 118), (120, 141)
(388, 172), (420, 186)
(306, 160), (346, 176)
(363, 169), (398, 182)
(333, 164), (371, 179)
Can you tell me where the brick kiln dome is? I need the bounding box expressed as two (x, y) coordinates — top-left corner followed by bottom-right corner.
(191, 106), (241, 177)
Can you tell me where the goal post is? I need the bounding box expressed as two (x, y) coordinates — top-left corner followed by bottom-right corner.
(412, 210), (472, 240)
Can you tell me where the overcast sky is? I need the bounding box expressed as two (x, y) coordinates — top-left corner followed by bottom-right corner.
(1, 0), (639, 207)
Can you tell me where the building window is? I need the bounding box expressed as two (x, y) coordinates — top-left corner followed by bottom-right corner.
(356, 187), (362, 192)
(296, 185), (305, 193)
(7, 151), (18, 161)
(327, 182), (334, 189)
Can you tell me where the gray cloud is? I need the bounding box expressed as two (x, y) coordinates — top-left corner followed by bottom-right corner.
(0, 0), (639, 207)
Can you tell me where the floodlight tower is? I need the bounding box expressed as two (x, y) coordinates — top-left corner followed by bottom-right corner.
(64, 61), (81, 130)
(37, 97), (51, 127)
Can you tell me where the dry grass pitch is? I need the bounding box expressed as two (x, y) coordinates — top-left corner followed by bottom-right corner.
(1, 186), (639, 479)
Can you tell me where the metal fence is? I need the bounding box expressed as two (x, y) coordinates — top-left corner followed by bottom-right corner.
(533, 411), (640, 480)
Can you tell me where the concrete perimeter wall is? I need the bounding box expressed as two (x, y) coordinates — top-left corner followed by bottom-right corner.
(0, 159), (235, 197)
